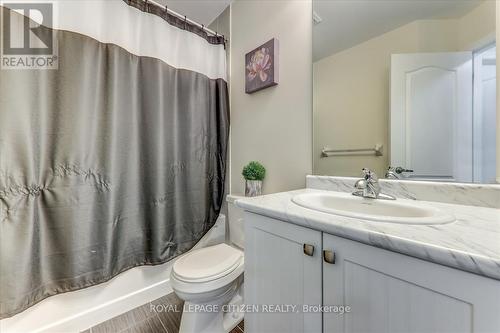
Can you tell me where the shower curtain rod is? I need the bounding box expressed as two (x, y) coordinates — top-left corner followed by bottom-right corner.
(143, 0), (226, 41)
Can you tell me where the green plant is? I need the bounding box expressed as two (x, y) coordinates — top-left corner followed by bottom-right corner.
(242, 161), (266, 181)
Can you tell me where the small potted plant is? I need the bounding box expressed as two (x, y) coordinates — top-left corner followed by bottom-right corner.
(242, 161), (266, 196)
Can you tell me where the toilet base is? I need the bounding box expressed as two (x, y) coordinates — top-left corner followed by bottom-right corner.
(178, 278), (244, 333)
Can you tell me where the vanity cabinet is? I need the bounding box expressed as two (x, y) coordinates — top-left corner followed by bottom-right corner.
(244, 212), (322, 333)
(323, 234), (500, 333)
(244, 212), (500, 333)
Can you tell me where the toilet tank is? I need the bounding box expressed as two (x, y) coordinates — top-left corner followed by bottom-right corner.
(226, 195), (245, 249)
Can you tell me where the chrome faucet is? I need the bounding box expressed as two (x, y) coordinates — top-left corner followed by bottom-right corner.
(353, 168), (395, 200)
(385, 166), (414, 179)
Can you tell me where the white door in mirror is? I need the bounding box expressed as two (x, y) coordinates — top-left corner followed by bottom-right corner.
(390, 52), (473, 182)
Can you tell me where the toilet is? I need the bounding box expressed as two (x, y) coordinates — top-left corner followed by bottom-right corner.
(171, 195), (245, 333)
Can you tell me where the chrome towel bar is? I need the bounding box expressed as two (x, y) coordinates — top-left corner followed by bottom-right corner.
(321, 144), (383, 157)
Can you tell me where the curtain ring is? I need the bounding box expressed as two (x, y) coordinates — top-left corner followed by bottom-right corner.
(184, 15), (187, 29)
(201, 24), (205, 32)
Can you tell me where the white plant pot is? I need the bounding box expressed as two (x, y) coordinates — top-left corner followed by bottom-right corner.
(245, 180), (262, 197)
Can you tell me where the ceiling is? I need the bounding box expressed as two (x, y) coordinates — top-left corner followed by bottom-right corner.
(313, 0), (486, 61)
(159, 0), (232, 27)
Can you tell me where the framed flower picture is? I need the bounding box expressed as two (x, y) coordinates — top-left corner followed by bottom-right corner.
(245, 38), (279, 94)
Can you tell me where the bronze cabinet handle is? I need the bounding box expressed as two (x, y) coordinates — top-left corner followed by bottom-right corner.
(303, 244), (315, 256)
(323, 250), (335, 264)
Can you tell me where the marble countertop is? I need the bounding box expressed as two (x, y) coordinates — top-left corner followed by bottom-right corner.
(235, 188), (500, 281)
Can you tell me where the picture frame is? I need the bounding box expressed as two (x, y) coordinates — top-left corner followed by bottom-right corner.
(245, 38), (279, 94)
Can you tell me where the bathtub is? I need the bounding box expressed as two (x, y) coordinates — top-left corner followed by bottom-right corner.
(0, 215), (226, 333)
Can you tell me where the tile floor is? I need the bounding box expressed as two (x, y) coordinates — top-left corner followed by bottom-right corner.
(81, 292), (244, 333)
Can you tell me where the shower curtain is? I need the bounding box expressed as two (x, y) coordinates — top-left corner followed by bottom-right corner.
(0, 0), (229, 318)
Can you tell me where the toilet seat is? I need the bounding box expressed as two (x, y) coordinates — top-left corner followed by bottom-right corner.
(173, 244), (243, 283)
(171, 244), (244, 295)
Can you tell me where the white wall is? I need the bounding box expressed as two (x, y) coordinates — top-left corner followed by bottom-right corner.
(458, 0), (496, 50)
(497, 0), (500, 183)
(313, 1), (496, 177)
(229, 0), (312, 194)
(313, 22), (418, 177)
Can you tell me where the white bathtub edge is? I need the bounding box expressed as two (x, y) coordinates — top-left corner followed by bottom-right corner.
(39, 277), (173, 333)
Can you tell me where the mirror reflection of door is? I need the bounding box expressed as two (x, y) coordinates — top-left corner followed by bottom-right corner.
(390, 47), (497, 183)
(390, 52), (473, 182)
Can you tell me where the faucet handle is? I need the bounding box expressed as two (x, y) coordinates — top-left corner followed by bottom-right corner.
(361, 168), (378, 181)
(394, 167), (413, 174)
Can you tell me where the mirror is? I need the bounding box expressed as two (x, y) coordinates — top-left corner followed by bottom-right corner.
(313, 0), (497, 183)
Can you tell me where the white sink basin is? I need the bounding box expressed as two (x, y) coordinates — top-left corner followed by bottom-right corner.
(291, 192), (455, 225)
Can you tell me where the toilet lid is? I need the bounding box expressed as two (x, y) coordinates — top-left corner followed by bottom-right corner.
(173, 243), (244, 283)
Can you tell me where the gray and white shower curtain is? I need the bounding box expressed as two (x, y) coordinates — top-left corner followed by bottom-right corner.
(0, 0), (229, 318)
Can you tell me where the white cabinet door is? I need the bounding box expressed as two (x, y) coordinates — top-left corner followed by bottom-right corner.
(390, 52), (473, 182)
(323, 233), (500, 333)
(244, 212), (322, 333)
